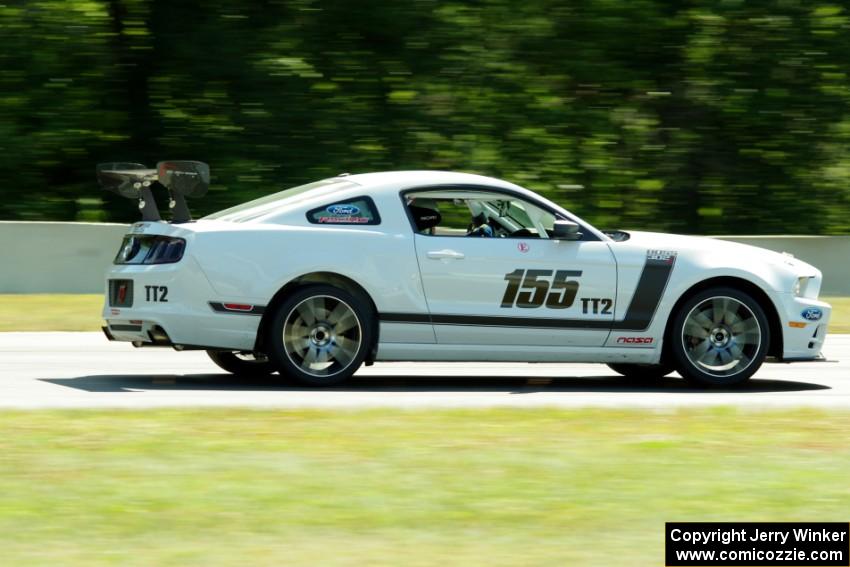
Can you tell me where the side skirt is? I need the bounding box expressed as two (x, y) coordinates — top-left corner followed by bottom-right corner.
(375, 342), (662, 364)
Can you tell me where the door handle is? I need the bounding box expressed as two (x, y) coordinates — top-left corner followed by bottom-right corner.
(427, 249), (465, 260)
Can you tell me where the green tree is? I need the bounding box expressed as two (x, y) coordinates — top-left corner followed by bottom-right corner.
(1, 0), (849, 234)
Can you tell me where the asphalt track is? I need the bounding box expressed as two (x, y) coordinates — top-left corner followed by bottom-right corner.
(1, 332), (848, 409)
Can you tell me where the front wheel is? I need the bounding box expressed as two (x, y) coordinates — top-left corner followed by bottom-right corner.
(670, 287), (770, 387)
(267, 284), (374, 386)
(206, 350), (275, 377)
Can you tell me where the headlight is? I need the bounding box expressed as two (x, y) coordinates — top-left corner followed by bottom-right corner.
(793, 277), (809, 297)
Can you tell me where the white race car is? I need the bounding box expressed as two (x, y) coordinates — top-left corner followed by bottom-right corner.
(99, 163), (831, 387)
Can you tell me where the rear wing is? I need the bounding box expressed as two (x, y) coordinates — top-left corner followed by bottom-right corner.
(96, 161), (209, 223)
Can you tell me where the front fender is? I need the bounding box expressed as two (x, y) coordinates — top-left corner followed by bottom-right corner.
(607, 238), (797, 357)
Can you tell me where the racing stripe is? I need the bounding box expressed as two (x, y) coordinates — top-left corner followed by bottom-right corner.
(430, 314), (609, 329)
(380, 312), (431, 324)
(612, 254), (676, 330)
(380, 253), (676, 331)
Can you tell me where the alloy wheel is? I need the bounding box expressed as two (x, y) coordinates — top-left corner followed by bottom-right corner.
(681, 296), (762, 377)
(282, 295), (362, 378)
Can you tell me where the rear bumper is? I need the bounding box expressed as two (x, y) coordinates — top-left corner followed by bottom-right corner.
(102, 322), (173, 345)
(102, 256), (263, 351)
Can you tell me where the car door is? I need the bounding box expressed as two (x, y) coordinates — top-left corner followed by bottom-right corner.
(408, 189), (617, 347)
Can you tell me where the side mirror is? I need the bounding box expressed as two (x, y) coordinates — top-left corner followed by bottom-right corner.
(552, 220), (582, 241)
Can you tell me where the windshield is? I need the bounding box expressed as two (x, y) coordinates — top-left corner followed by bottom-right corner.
(204, 179), (359, 222)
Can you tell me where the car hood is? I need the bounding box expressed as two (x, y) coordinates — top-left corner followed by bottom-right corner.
(617, 230), (818, 274)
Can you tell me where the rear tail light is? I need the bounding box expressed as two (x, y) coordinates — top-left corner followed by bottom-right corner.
(115, 235), (186, 264)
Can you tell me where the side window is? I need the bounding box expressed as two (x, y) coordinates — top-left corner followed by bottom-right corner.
(405, 191), (556, 238)
(407, 197), (471, 236)
(306, 196), (381, 225)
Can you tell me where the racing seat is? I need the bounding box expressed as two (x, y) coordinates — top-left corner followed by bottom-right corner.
(467, 212), (495, 237)
(409, 204), (442, 234)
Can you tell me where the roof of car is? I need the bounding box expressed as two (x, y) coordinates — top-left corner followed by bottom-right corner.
(203, 170), (573, 228)
(340, 170), (523, 192)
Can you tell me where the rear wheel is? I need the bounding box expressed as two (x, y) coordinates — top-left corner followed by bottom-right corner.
(206, 351), (275, 377)
(670, 287), (769, 387)
(607, 363), (675, 380)
(267, 284), (374, 386)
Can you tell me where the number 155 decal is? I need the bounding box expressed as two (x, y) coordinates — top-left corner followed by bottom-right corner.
(501, 269), (581, 309)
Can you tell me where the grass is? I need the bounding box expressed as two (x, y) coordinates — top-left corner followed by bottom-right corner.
(0, 408), (849, 566)
(2, 294), (849, 333)
(0, 294), (103, 332)
(826, 296), (850, 333)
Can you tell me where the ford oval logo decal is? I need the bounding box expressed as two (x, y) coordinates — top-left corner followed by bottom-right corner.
(327, 204), (360, 216)
(801, 307), (823, 321)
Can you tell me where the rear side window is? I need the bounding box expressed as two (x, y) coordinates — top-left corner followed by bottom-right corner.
(306, 196), (381, 225)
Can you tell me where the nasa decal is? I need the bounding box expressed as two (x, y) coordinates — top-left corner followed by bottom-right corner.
(616, 336), (654, 345)
(801, 307), (823, 321)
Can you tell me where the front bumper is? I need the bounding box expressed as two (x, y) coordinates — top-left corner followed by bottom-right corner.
(774, 294), (832, 361)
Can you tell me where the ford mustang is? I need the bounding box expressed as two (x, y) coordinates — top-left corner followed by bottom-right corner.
(98, 164), (831, 387)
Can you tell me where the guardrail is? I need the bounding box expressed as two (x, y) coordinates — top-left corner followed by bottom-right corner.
(1, 222), (848, 295)
(1, 222), (129, 294)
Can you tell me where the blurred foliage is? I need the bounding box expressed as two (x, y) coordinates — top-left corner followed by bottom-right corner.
(2, 0), (850, 233)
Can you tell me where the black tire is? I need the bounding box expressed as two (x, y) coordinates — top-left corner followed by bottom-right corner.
(670, 286), (770, 387)
(206, 350), (275, 377)
(267, 284), (374, 386)
(607, 363), (675, 380)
